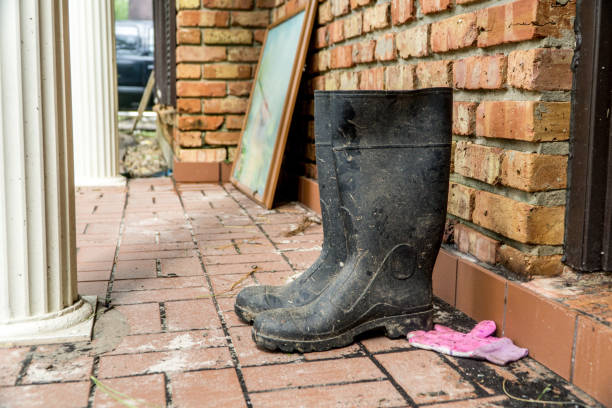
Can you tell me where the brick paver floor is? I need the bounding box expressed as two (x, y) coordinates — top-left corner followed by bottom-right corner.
(0, 178), (601, 407)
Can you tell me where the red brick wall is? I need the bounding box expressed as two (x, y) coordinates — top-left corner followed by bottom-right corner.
(278, 0), (576, 277)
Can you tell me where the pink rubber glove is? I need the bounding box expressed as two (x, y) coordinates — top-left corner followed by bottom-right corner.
(407, 321), (528, 365)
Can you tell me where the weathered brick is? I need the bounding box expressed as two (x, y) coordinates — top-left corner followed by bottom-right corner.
(305, 143), (317, 161)
(177, 0), (201, 10)
(253, 30), (266, 43)
(202, 0), (253, 9)
(391, 0), (414, 26)
(508, 48), (573, 91)
(344, 12), (363, 39)
(375, 33), (396, 61)
(454, 223), (500, 265)
(359, 67), (385, 90)
(313, 50), (330, 72)
(203, 64), (251, 79)
(204, 131), (241, 145)
(303, 162), (318, 179)
(416, 60), (452, 88)
(318, 1), (333, 24)
(453, 102), (477, 136)
(501, 151), (567, 192)
(176, 81), (226, 97)
(227, 46), (261, 62)
(228, 81), (252, 96)
(385, 65), (416, 90)
(231, 11), (269, 27)
(256, 0), (277, 8)
(328, 20), (345, 44)
(339, 71), (359, 90)
(447, 182), (476, 220)
(454, 142), (503, 185)
(285, 0), (301, 16)
(313, 75), (326, 90)
(178, 115), (224, 131)
(225, 115), (245, 130)
(431, 12), (477, 53)
(325, 72), (340, 91)
(453, 54), (507, 90)
(497, 245), (563, 277)
(177, 99), (201, 113)
(476, 101), (570, 142)
(331, 0), (350, 17)
(363, 3), (389, 33)
(352, 40), (375, 64)
(330, 45), (354, 69)
(176, 46), (226, 63)
(350, 0), (371, 9)
(177, 147), (227, 162)
(315, 27), (329, 49)
(396, 24), (429, 59)
(421, 0), (451, 14)
(177, 64), (201, 79)
(177, 130), (203, 147)
(177, 10), (229, 27)
(472, 190), (565, 245)
(177, 29), (201, 45)
(203, 97), (248, 114)
(203, 29), (252, 45)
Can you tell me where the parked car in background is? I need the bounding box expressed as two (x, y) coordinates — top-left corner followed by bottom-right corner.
(116, 20), (154, 110)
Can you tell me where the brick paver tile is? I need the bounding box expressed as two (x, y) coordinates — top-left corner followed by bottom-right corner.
(111, 287), (210, 305)
(98, 347), (232, 378)
(376, 350), (477, 404)
(243, 357), (385, 392)
(78, 280), (108, 297)
(210, 274), (256, 295)
(77, 260), (113, 272)
(78, 270), (111, 282)
(283, 250), (322, 269)
(205, 261), (292, 275)
(22, 353), (93, 384)
(0, 382), (90, 408)
(77, 245), (117, 263)
(171, 368), (246, 408)
(164, 299), (222, 331)
(304, 343), (364, 361)
(160, 257), (202, 276)
(253, 271), (299, 287)
(93, 374), (166, 408)
(114, 259), (156, 279)
(229, 326), (302, 366)
(426, 396), (509, 407)
(112, 276), (205, 292)
(105, 329), (227, 355)
(0, 347), (29, 386)
(249, 380), (405, 408)
(204, 253), (285, 265)
(360, 335), (413, 354)
(217, 297), (249, 327)
(115, 303), (161, 334)
(118, 249), (198, 261)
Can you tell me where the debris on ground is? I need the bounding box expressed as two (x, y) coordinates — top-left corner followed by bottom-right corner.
(284, 215), (322, 237)
(119, 129), (167, 177)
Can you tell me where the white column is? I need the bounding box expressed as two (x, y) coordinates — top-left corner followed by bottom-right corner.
(0, 0), (96, 346)
(69, 0), (125, 186)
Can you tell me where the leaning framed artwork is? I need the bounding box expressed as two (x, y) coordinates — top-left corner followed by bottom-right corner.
(230, 0), (318, 209)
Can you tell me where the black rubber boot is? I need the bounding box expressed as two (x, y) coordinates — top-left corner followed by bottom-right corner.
(252, 89), (452, 352)
(234, 93), (348, 323)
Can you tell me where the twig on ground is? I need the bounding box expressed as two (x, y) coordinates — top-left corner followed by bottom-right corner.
(90, 376), (160, 408)
(502, 379), (590, 407)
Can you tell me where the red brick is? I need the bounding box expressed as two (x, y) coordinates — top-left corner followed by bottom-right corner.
(431, 12), (478, 52)
(228, 80), (252, 96)
(391, 0), (414, 26)
(202, 0), (253, 9)
(231, 11), (269, 27)
(256, 0), (276, 7)
(330, 45), (354, 69)
(203, 97), (248, 114)
(454, 223), (499, 265)
(359, 67), (385, 90)
(500, 150), (567, 192)
(178, 115), (225, 131)
(177, 64), (201, 79)
(447, 182), (475, 220)
(453, 54), (507, 90)
(177, 131), (203, 147)
(339, 71), (359, 90)
(177, 0), (201, 9)
(396, 24), (429, 58)
(115, 303), (162, 335)
(375, 33), (396, 61)
(227, 46), (261, 62)
(315, 26), (328, 49)
(203, 64), (251, 79)
(363, 3), (389, 32)
(475, 101), (570, 142)
(385, 65), (416, 90)
(176, 81), (226, 97)
(0, 348), (29, 386)
(177, 28), (201, 44)
(432, 249), (458, 306)
(454, 141), (503, 185)
(177, 10), (230, 27)
(328, 20), (344, 44)
(331, 0), (350, 17)
(94, 375), (167, 408)
(313, 75), (326, 90)
(312, 50), (330, 73)
(472, 190), (565, 245)
(225, 115), (245, 129)
(352, 40), (375, 64)
(421, 0), (451, 14)
(253, 29), (266, 43)
(452, 101), (477, 135)
(0, 383), (90, 408)
(176, 45), (226, 62)
(203, 28), (252, 44)
(497, 244), (563, 276)
(205, 131), (241, 145)
(172, 369), (246, 408)
(508, 48), (573, 91)
(416, 60), (452, 88)
(325, 72), (340, 90)
(350, 0), (371, 9)
(343, 12), (363, 39)
(318, 0), (333, 24)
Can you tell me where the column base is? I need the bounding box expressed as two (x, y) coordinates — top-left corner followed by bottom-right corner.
(0, 296), (97, 347)
(74, 175), (126, 187)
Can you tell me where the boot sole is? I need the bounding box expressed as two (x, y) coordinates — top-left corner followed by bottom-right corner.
(252, 308), (433, 353)
(234, 303), (257, 324)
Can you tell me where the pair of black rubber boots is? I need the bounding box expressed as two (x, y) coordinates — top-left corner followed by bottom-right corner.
(235, 89), (453, 353)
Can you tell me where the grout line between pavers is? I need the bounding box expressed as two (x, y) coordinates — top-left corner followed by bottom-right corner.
(174, 180), (253, 408)
(246, 377), (387, 395)
(163, 372), (174, 407)
(436, 353), (489, 398)
(86, 355), (100, 408)
(159, 302), (168, 332)
(14, 346), (36, 386)
(104, 186), (130, 307)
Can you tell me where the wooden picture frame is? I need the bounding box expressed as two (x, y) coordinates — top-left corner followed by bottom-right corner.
(230, 0), (318, 209)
